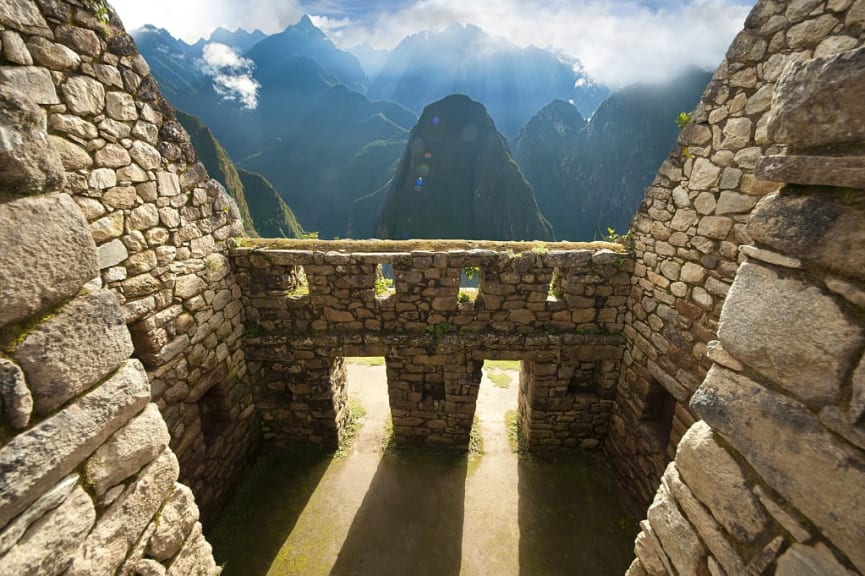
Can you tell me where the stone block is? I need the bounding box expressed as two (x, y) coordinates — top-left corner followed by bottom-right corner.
(0, 0), (49, 32)
(749, 193), (865, 280)
(0, 360), (150, 528)
(85, 404), (170, 495)
(99, 238), (129, 269)
(0, 358), (32, 429)
(68, 450), (180, 576)
(718, 263), (863, 404)
(0, 194), (98, 328)
(13, 290), (135, 414)
(675, 421), (767, 544)
(48, 134), (92, 170)
(691, 366), (865, 573)
(0, 485), (95, 576)
(165, 522), (220, 576)
(148, 484), (200, 560)
(756, 154), (865, 190)
(0, 67), (59, 105)
(776, 543), (857, 576)
(0, 86), (65, 194)
(646, 482), (707, 576)
(26, 37), (80, 70)
(767, 46), (865, 148)
(61, 74), (105, 116)
(0, 473), (77, 556)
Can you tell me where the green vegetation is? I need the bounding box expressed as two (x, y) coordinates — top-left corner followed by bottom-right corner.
(488, 371), (513, 389)
(382, 415), (394, 453)
(505, 409), (528, 455)
(463, 266), (480, 280)
(238, 170), (305, 239)
(675, 111), (693, 130)
(374, 276), (394, 296)
(530, 244), (549, 255)
(469, 417), (484, 455)
(457, 290), (477, 304)
(345, 357), (386, 367)
(335, 398), (367, 458)
(484, 359), (521, 371)
(424, 321), (451, 340)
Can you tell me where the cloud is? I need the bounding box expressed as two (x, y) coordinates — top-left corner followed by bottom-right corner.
(322, 0), (754, 87)
(199, 43), (261, 109)
(111, 0), (304, 42)
(309, 15), (354, 42)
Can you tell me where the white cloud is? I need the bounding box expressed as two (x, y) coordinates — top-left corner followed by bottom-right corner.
(327, 0), (754, 87)
(199, 43), (261, 109)
(111, 0), (304, 42)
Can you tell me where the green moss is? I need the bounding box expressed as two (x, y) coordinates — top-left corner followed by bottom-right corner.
(334, 399), (366, 458)
(484, 359), (521, 371)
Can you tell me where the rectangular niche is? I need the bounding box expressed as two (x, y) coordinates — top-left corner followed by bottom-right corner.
(639, 378), (677, 453)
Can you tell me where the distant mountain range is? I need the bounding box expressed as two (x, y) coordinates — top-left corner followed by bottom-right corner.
(133, 16), (708, 242)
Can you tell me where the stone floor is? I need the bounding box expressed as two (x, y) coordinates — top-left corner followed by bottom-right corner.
(208, 361), (638, 576)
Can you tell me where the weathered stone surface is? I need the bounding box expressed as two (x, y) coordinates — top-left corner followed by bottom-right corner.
(176, 274), (206, 299)
(96, 142), (131, 168)
(0, 473), (76, 555)
(157, 171), (181, 196)
(719, 263), (863, 404)
(62, 75), (105, 116)
(130, 141), (162, 170)
(0, 67), (59, 105)
(1, 31), (33, 65)
(48, 134), (92, 170)
(767, 46), (865, 148)
(0, 0), (49, 32)
(105, 91), (137, 121)
(689, 158), (721, 190)
(85, 404), (171, 495)
(99, 238), (129, 269)
(0, 360), (150, 528)
(715, 191), (756, 215)
(753, 485), (811, 543)
(739, 245), (803, 269)
(129, 204), (160, 230)
(14, 290), (135, 414)
(662, 463), (745, 575)
(0, 485), (95, 576)
(691, 366), (865, 573)
(0, 194), (98, 328)
(705, 340), (743, 371)
(749, 193), (865, 279)
(676, 421), (767, 543)
(149, 483), (199, 560)
(646, 482), (707, 575)
(776, 543), (857, 576)
(850, 354), (865, 423)
(134, 559), (168, 576)
(27, 37), (80, 70)
(756, 154), (865, 190)
(50, 113), (98, 141)
(697, 216), (732, 240)
(68, 450), (180, 576)
(166, 522), (220, 576)
(0, 358), (32, 429)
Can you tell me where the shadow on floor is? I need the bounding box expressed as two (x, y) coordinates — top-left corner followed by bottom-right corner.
(518, 451), (639, 576)
(206, 447), (333, 576)
(329, 449), (468, 576)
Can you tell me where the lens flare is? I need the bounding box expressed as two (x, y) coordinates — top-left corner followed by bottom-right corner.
(417, 163), (430, 177)
(432, 116), (440, 126)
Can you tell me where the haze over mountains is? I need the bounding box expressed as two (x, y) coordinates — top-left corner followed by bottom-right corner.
(132, 16), (709, 241)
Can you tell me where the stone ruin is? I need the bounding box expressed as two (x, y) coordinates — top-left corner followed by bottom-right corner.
(0, 0), (863, 574)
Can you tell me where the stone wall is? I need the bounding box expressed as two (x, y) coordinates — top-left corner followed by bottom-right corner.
(0, 78), (218, 576)
(0, 0), (259, 523)
(624, 3), (865, 576)
(607, 0), (865, 509)
(232, 242), (631, 450)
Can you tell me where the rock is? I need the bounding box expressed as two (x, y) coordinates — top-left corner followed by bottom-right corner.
(815, 36), (859, 58)
(0, 67), (59, 105)
(676, 421), (767, 543)
(738, 245), (802, 269)
(48, 134), (92, 170)
(54, 25), (101, 56)
(662, 463), (745, 575)
(705, 340), (743, 371)
(99, 238), (129, 269)
(1, 31), (32, 65)
(787, 15), (841, 49)
(776, 543), (857, 576)
(785, 0), (823, 22)
(157, 171), (181, 197)
(850, 354), (865, 423)
(0, 359), (32, 429)
(95, 142), (131, 168)
(103, 186), (136, 210)
(0, 0), (50, 32)
(175, 275), (206, 299)
(691, 366), (865, 573)
(13, 290), (135, 414)
(165, 522), (220, 576)
(0, 194), (98, 328)
(715, 191), (756, 215)
(62, 75), (105, 116)
(134, 559), (167, 576)
(0, 486), (95, 576)
(129, 204), (160, 230)
(767, 46), (865, 148)
(105, 91), (137, 121)
(130, 141), (161, 170)
(50, 113), (98, 140)
(753, 485), (811, 543)
(0, 474), (77, 555)
(68, 450), (180, 576)
(849, 0), (865, 29)
(148, 484), (199, 560)
(26, 37), (80, 70)
(646, 482), (707, 575)
(756, 155), (865, 190)
(748, 193), (865, 279)
(0, 360), (150, 528)
(85, 404), (171, 495)
(689, 158), (721, 190)
(693, 192), (716, 215)
(721, 118), (752, 150)
(719, 263), (863, 404)
(696, 216), (732, 240)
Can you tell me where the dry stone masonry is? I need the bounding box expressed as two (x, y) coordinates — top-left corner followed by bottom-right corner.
(232, 241), (631, 450)
(623, 0), (865, 574)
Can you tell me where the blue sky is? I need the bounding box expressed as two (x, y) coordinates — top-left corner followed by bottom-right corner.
(111, 0), (756, 87)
